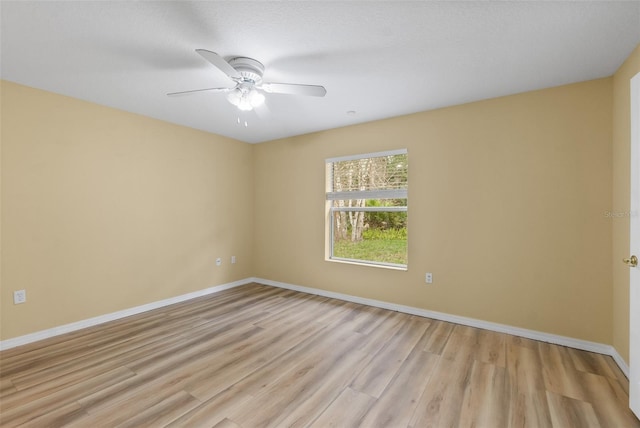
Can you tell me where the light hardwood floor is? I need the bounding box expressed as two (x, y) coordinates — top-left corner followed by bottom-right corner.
(1, 283), (639, 427)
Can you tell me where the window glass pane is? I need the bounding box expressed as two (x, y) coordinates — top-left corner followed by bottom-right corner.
(331, 210), (407, 266)
(331, 154), (407, 193)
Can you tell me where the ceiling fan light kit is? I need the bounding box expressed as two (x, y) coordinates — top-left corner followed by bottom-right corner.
(168, 49), (326, 113)
(226, 85), (265, 111)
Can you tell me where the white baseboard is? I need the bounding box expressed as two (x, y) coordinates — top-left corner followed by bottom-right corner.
(611, 348), (631, 378)
(0, 278), (252, 351)
(1, 276), (631, 380)
(253, 277), (630, 379)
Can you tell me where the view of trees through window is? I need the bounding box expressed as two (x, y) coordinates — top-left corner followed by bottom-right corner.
(327, 151), (408, 267)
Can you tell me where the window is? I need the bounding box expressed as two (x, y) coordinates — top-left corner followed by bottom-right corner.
(326, 149), (408, 269)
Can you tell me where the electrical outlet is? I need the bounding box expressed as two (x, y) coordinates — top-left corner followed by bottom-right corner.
(425, 273), (433, 284)
(216, 258), (222, 266)
(14, 289), (26, 304)
(231, 256), (236, 264)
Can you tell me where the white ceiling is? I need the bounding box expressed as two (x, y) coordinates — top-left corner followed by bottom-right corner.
(2, 1), (639, 144)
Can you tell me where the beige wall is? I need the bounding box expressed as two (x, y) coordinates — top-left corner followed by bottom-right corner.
(254, 78), (614, 344)
(1, 81), (254, 340)
(1, 63), (628, 348)
(612, 44), (640, 364)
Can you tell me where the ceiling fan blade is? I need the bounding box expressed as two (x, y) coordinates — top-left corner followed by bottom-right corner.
(167, 87), (232, 97)
(195, 49), (241, 80)
(261, 82), (327, 97)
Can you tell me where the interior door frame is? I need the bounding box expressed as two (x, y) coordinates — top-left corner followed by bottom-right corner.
(630, 71), (640, 418)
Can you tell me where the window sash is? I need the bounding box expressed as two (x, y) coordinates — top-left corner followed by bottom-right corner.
(329, 212), (407, 268)
(326, 189), (407, 200)
(330, 206), (407, 213)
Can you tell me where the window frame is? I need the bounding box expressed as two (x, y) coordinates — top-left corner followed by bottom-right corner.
(325, 149), (408, 270)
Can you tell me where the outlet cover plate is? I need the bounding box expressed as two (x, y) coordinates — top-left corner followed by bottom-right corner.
(14, 290), (26, 304)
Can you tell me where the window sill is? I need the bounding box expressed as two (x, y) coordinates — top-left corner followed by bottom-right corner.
(326, 257), (408, 271)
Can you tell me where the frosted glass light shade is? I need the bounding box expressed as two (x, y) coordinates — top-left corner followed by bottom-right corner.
(226, 87), (265, 111)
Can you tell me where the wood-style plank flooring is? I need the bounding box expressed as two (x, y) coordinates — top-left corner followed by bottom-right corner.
(1, 283), (638, 427)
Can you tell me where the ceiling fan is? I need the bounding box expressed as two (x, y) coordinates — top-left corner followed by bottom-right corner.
(167, 49), (327, 112)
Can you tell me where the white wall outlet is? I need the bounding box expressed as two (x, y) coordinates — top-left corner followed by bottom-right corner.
(216, 258), (222, 266)
(231, 256), (236, 264)
(425, 273), (433, 284)
(14, 289), (26, 304)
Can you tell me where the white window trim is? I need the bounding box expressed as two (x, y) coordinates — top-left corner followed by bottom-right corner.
(325, 148), (407, 164)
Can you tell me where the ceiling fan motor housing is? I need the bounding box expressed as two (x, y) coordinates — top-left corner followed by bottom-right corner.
(228, 57), (264, 85)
